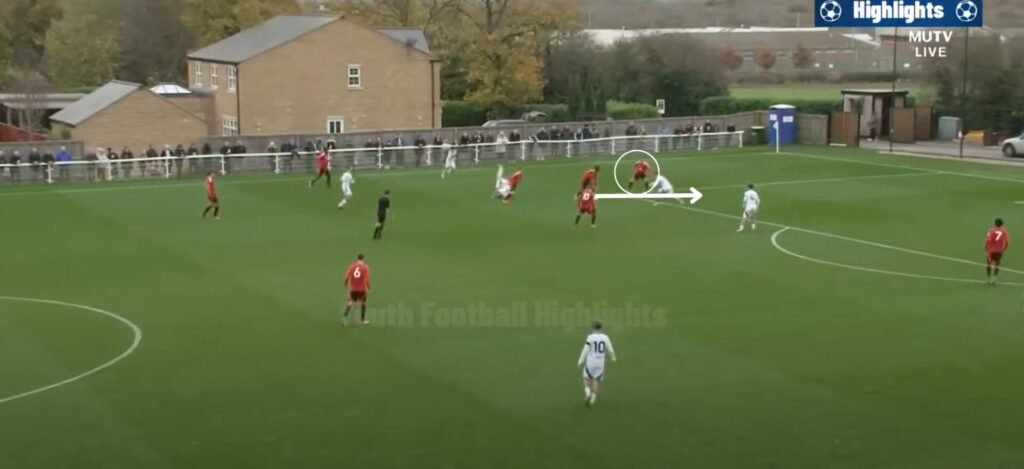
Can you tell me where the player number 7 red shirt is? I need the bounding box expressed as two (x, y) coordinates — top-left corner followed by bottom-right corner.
(345, 261), (370, 292)
(987, 227), (1010, 253)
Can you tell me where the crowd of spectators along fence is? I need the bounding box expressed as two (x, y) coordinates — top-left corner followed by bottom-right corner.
(0, 120), (750, 186)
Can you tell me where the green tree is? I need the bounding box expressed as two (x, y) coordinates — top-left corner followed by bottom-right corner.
(184, 0), (299, 46)
(3, 0), (64, 69)
(451, 0), (578, 114)
(0, 22), (11, 87)
(44, 15), (119, 88)
(119, 0), (194, 84)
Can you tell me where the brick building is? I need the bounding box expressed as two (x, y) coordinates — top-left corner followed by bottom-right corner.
(186, 14), (441, 137)
(49, 81), (208, 153)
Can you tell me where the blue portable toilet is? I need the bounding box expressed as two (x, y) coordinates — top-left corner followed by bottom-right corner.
(768, 105), (796, 146)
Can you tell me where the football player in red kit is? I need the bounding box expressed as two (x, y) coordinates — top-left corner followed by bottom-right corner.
(628, 159), (650, 190)
(309, 149), (331, 188)
(581, 166), (599, 190)
(201, 172), (220, 220)
(342, 253), (371, 325)
(985, 218), (1010, 285)
(575, 181), (597, 228)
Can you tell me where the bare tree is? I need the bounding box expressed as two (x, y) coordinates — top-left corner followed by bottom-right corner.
(9, 70), (51, 136)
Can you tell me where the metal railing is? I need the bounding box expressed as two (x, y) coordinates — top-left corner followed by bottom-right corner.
(0, 132), (744, 185)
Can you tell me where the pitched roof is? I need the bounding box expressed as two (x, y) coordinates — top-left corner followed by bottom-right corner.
(187, 15), (434, 63)
(50, 81), (140, 126)
(376, 28), (431, 55)
(188, 15), (339, 63)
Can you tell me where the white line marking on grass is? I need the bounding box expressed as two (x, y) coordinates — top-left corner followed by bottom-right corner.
(0, 296), (142, 405)
(770, 227), (1024, 286)
(772, 151), (1024, 185)
(646, 200), (1024, 276)
(0, 150), (767, 198)
(699, 170), (940, 191)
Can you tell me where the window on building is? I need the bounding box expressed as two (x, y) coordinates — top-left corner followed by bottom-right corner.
(347, 65), (361, 88)
(222, 116), (238, 136)
(194, 62), (203, 88)
(227, 66), (237, 93)
(210, 64), (219, 89)
(327, 117), (345, 134)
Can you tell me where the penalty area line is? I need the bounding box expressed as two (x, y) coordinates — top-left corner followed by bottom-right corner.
(770, 227), (1024, 287)
(644, 199), (1024, 276)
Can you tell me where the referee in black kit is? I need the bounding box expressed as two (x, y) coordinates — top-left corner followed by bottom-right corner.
(373, 190), (391, 240)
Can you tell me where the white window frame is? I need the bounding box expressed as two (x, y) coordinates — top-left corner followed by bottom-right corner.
(194, 62), (203, 88)
(227, 66), (237, 93)
(221, 115), (238, 136)
(347, 65), (362, 89)
(327, 117), (345, 134)
(210, 64), (219, 90)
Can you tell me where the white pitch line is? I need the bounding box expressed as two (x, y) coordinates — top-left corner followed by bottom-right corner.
(773, 151), (1024, 185)
(0, 296), (142, 405)
(0, 150), (765, 198)
(646, 200), (1024, 276)
(770, 227), (1024, 286)
(699, 170), (940, 191)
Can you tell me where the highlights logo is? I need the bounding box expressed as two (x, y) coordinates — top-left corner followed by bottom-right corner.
(814, 0), (983, 27)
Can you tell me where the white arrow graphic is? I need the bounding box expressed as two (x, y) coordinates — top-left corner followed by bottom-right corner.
(593, 187), (703, 204)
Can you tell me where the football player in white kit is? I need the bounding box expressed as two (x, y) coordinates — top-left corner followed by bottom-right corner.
(441, 140), (457, 179)
(337, 167), (354, 209)
(494, 165), (512, 200)
(651, 174), (674, 194)
(738, 183), (760, 232)
(577, 321), (616, 407)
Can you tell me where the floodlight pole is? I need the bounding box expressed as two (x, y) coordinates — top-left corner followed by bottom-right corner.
(890, 27), (898, 154)
(958, 28), (970, 159)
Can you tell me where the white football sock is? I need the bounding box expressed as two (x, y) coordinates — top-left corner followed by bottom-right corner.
(584, 387), (592, 399)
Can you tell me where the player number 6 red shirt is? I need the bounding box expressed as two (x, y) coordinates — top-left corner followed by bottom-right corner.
(345, 261), (370, 292)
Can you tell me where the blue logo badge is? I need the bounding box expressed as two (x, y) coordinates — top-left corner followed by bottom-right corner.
(813, 0), (983, 27)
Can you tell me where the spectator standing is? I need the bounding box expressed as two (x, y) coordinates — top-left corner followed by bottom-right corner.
(187, 143), (200, 174)
(174, 144), (185, 178)
(42, 149), (54, 182)
(495, 131), (509, 160)
(0, 150), (6, 180)
(84, 150), (97, 182)
(288, 141), (300, 173)
(414, 135), (426, 167)
(10, 150), (22, 182)
(160, 145), (174, 177)
(96, 147), (111, 181)
(391, 134), (404, 168)
(120, 147), (134, 179)
(267, 141), (278, 173)
(142, 144), (156, 175)
(28, 147), (42, 181)
(106, 147), (118, 180)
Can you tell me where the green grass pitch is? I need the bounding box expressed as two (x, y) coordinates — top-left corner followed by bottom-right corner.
(3, 145), (1024, 468)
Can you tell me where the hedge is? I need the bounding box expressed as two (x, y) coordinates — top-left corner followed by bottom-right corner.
(699, 97), (841, 116)
(607, 100), (660, 120)
(442, 101), (489, 127)
(521, 103), (570, 123)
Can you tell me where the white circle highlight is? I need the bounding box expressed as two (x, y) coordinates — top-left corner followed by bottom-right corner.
(612, 149), (662, 195)
(0, 296), (142, 404)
